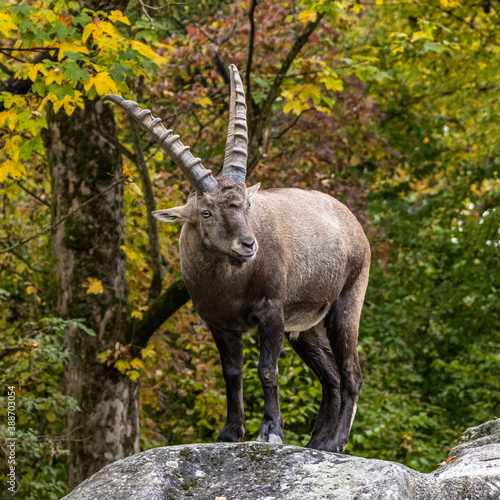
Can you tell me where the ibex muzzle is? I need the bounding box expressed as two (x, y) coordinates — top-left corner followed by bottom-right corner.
(104, 65), (370, 452)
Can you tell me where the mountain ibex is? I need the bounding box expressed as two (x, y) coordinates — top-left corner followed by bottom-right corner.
(103, 65), (370, 452)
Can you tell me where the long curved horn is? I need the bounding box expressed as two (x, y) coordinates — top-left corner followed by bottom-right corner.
(103, 95), (218, 193)
(221, 65), (248, 183)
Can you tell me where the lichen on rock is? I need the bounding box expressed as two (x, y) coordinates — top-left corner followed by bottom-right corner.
(63, 420), (500, 500)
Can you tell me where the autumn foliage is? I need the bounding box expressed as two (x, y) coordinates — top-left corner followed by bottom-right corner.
(0, 0), (499, 497)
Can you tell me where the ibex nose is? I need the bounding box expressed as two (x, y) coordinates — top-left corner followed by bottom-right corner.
(240, 238), (255, 250)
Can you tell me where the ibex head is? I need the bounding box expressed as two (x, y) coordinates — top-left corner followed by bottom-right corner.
(153, 179), (260, 261)
(103, 65), (260, 262)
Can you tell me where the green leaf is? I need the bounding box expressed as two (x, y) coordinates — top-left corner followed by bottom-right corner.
(31, 78), (46, 97)
(422, 41), (445, 53)
(71, 12), (92, 27)
(19, 137), (45, 160)
(49, 23), (77, 42)
(63, 62), (90, 83)
(18, 113), (47, 135)
(12, 4), (32, 16)
(254, 76), (270, 89)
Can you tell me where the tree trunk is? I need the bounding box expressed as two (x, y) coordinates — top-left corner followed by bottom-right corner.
(43, 98), (139, 488)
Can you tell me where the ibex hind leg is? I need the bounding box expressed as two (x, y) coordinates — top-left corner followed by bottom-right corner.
(286, 327), (342, 448)
(317, 270), (368, 453)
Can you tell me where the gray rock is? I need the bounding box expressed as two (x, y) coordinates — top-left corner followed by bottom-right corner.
(63, 420), (500, 500)
(424, 420), (500, 500)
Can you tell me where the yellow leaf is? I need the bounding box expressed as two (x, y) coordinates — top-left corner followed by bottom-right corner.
(440, 0), (460, 7)
(120, 245), (138, 261)
(127, 369), (140, 380)
(50, 92), (84, 116)
(130, 40), (167, 66)
(141, 347), (155, 358)
(0, 160), (26, 182)
(197, 96), (212, 108)
(5, 135), (22, 161)
(108, 10), (131, 25)
(0, 110), (18, 130)
(350, 155), (362, 166)
(315, 105), (332, 115)
(83, 277), (103, 295)
(283, 100), (308, 115)
(322, 76), (344, 92)
(131, 310), (143, 320)
(84, 72), (119, 96)
(45, 69), (63, 86)
(122, 165), (135, 178)
(27, 64), (39, 82)
(411, 31), (431, 42)
(128, 182), (142, 195)
(130, 358), (144, 369)
(298, 83), (321, 102)
(58, 41), (90, 61)
(82, 23), (98, 43)
(0, 12), (18, 38)
(298, 9), (317, 24)
(114, 360), (130, 374)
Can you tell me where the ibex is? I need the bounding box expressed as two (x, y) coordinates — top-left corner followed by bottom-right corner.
(103, 65), (370, 452)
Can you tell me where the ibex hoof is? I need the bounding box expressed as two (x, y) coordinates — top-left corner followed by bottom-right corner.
(268, 433), (283, 444)
(256, 433), (283, 444)
(306, 434), (347, 453)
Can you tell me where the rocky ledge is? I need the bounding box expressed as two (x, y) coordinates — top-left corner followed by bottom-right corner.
(64, 420), (500, 500)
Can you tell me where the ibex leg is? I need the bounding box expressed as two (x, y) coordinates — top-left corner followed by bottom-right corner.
(285, 328), (342, 448)
(322, 269), (368, 452)
(256, 316), (285, 444)
(211, 327), (245, 442)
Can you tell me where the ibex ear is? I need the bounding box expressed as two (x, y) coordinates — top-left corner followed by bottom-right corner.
(152, 205), (194, 223)
(247, 183), (261, 202)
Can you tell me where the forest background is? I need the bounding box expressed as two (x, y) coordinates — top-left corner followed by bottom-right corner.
(0, 0), (498, 498)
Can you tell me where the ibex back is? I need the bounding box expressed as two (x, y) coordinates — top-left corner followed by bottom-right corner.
(104, 64), (370, 452)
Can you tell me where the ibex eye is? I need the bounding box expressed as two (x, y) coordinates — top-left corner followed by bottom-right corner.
(201, 210), (211, 218)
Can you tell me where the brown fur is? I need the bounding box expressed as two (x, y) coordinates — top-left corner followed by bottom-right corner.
(153, 178), (370, 451)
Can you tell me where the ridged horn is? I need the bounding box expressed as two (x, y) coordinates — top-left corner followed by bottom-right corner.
(221, 65), (248, 184)
(103, 95), (218, 193)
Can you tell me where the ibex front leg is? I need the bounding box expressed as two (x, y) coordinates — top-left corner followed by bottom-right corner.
(256, 312), (285, 444)
(211, 327), (245, 442)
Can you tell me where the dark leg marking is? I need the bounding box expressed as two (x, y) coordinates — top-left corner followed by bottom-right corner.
(211, 327), (246, 443)
(256, 316), (285, 444)
(285, 328), (342, 449)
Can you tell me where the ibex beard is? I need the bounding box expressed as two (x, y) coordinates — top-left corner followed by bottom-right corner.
(104, 64), (370, 452)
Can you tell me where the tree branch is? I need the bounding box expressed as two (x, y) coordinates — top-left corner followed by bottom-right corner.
(245, 0), (258, 120)
(128, 116), (166, 302)
(247, 12), (325, 175)
(0, 51), (58, 110)
(130, 278), (190, 348)
(0, 175), (127, 255)
(16, 180), (51, 207)
(0, 240), (43, 273)
(0, 61), (13, 76)
(272, 108), (312, 140)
